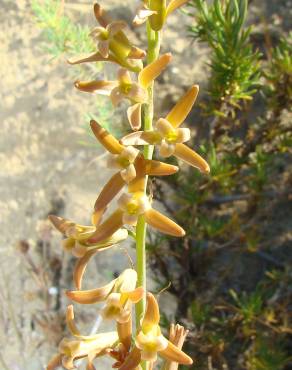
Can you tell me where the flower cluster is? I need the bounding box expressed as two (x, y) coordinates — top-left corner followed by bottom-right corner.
(47, 2), (209, 369)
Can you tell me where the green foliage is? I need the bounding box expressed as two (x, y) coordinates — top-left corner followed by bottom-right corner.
(229, 288), (263, 324)
(247, 337), (291, 370)
(150, 3), (292, 369)
(31, 0), (95, 58)
(187, 0), (261, 116)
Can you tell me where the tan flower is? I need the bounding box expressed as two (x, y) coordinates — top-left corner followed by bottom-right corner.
(47, 305), (118, 370)
(68, 3), (145, 72)
(119, 293), (193, 369)
(75, 54), (171, 130)
(67, 269), (144, 324)
(90, 120), (178, 216)
(88, 191), (185, 244)
(121, 85), (210, 173)
(49, 214), (128, 289)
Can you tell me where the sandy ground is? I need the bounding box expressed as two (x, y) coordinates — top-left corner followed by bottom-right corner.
(0, 1), (188, 368)
(0, 0), (290, 369)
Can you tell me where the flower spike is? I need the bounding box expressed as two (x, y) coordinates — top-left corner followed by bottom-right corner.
(121, 85), (210, 173)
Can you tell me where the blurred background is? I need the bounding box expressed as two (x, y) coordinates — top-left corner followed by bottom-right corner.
(0, 0), (291, 369)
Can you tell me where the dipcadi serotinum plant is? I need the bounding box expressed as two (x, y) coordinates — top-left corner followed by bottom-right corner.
(47, 2), (210, 369)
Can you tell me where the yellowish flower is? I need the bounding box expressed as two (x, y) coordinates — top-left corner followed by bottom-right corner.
(119, 293), (193, 369)
(133, 0), (189, 30)
(90, 120), (178, 215)
(121, 85), (210, 173)
(68, 3), (145, 72)
(75, 53), (171, 130)
(67, 269), (144, 324)
(88, 191), (185, 244)
(49, 214), (128, 289)
(47, 305), (118, 370)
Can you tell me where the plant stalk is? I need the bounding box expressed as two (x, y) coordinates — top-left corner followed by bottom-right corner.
(135, 21), (161, 370)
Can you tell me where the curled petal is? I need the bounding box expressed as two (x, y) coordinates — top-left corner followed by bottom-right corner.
(74, 250), (97, 290)
(67, 279), (116, 304)
(166, 85), (199, 128)
(127, 103), (142, 131)
(133, 7), (157, 26)
(174, 143), (210, 174)
(175, 128), (191, 143)
(138, 53), (172, 89)
(142, 293), (160, 332)
(74, 80), (117, 94)
(90, 120), (124, 154)
(119, 346), (142, 370)
(88, 210), (124, 244)
(46, 354), (62, 370)
(94, 3), (110, 27)
(94, 172), (125, 212)
(145, 208), (185, 237)
(116, 268), (138, 292)
(126, 286), (144, 303)
(145, 159), (178, 176)
(159, 341), (193, 365)
(166, 0), (189, 17)
(121, 131), (161, 146)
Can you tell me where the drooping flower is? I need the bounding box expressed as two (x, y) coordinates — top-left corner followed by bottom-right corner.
(88, 191), (185, 244)
(49, 214), (128, 289)
(90, 120), (178, 216)
(121, 85), (210, 173)
(133, 0), (189, 30)
(68, 3), (145, 72)
(67, 269), (144, 324)
(46, 305), (119, 370)
(118, 293), (193, 369)
(75, 53), (172, 130)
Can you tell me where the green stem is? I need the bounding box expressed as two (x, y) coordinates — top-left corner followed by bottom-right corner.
(135, 21), (161, 370)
